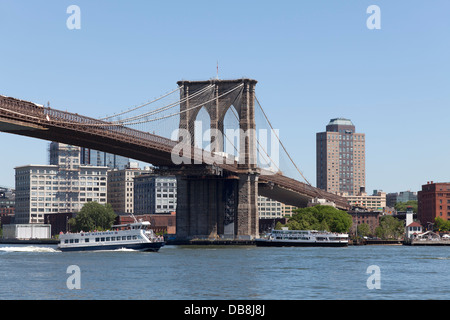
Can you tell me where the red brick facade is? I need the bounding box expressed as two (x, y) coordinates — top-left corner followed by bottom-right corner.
(418, 182), (450, 227)
(116, 213), (176, 235)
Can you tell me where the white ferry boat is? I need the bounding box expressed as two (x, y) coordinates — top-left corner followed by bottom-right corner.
(256, 228), (349, 247)
(58, 220), (164, 252)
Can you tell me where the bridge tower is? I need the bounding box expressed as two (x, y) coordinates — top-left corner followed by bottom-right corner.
(174, 78), (260, 240)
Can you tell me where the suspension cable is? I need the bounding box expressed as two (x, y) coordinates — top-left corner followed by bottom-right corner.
(255, 96), (318, 192)
(120, 83), (244, 125)
(101, 86), (182, 120)
(115, 84), (215, 124)
(227, 106), (281, 173)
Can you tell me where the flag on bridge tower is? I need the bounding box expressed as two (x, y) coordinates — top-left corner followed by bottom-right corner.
(216, 61), (219, 79)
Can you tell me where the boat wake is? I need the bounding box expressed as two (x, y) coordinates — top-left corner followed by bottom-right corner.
(0, 246), (59, 253)
(114, 248), (137, 252)
(95, 248), (138, 252)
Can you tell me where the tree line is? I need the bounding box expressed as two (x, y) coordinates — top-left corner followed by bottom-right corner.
(276, 205), (408, 240)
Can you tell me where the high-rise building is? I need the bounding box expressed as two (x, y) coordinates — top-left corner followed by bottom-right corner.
(316, 118), (365, 195)
(15, 143), (108, 224)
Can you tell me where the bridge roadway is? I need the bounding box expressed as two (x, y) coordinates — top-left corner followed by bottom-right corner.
(0, 94), (349, 210)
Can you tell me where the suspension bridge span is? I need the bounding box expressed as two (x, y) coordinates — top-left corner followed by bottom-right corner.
(0, 79), (349, 240)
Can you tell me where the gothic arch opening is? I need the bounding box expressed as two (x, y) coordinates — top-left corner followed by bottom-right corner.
(194, 106), (211, 151)
(221, 105), (240, 162)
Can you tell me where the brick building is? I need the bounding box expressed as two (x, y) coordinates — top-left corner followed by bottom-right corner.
(418, 182), (450, 228)
(348, 209), (381, 236)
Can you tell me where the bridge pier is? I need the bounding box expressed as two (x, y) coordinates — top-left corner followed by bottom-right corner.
(160, 165), (259, 240)
(236, 171), (259, 239)
(175, 173), (226, 239)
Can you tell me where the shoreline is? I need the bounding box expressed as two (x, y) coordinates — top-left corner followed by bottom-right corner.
(2, 238), (450, 247)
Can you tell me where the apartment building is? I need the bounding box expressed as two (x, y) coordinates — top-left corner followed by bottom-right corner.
(316, 118), (365, 195)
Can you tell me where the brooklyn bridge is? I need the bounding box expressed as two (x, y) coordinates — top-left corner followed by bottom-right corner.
(0, 78), (349, 240)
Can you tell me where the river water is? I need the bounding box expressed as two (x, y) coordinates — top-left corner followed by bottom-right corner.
(0, 244), (449, 300)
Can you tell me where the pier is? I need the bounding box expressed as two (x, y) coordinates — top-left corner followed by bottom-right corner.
(404, 239), (450, 246)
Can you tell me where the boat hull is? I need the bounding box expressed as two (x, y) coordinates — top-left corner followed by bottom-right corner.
(255, 239), (348, 247)
(59, 241), (164, 252)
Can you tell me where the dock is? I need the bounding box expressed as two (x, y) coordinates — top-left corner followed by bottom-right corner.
(404, 240), (450, 246)
(166, 239), (255, 246)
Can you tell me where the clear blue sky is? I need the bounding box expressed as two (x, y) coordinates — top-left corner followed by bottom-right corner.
(0, 0), (449, 193)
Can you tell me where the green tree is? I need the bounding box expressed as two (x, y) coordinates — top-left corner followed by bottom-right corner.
(69, 202), (117, 232)
(357, 223), (371, 238)
(394, 200), (418, 213)
(274, 221), (284, 230)
(285, 205), (352, 233)
(434, 217), (450, 232)
(375, 215), (404, 240)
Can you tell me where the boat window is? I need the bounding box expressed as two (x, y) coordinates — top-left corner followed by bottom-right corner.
(101, 237), (105, 242)
(127, 236), (131, 240)
(65, 240), (68, 244)
(133, 235), (137, 240)
(69, 239), (74, 243)
(85, 238), (90, 243)
(106, 237), (110, 241)
(95, 238), (100, 242)
(74, 239), (79, 243)
(122, 236), (127, 240)
(111, 237), (115, 241)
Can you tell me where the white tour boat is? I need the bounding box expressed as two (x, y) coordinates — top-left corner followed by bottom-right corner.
(256, 228), (349, 247)
(58, 220), (164, 252)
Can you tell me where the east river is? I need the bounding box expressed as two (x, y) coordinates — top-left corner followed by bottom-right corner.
(0, 244), (449, 300)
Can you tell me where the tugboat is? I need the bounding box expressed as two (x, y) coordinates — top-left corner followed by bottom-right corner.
(256, 228), (348, 247)
(58, 220), (164, 252)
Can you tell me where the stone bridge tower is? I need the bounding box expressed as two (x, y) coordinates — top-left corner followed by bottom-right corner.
(172, 79), (259, 241)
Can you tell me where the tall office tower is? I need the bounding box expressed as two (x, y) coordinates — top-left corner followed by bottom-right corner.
(316, 118), (365, 195)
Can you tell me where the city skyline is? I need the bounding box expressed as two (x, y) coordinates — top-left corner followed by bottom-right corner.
(0, 1), (449, 194)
